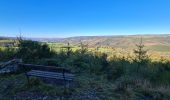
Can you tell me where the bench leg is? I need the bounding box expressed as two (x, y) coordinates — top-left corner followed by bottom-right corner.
(26, 74), (30, 85)
(64, 80), (67, 93)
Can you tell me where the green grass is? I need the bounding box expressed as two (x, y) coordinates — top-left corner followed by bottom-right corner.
(146, 45), (170, 52)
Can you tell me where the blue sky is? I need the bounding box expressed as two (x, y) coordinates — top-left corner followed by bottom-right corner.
(0, 0), (170, 38)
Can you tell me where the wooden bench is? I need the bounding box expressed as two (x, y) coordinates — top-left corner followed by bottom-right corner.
(19, 63), (74, 87)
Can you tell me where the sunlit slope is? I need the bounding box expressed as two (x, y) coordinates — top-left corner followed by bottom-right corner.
(1, 35), (170, 52)
(58, 35), (170, 52)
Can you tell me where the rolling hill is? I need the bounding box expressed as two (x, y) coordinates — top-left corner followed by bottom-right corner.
(1, 34), (170, 52)
(51, 35), (170, 52)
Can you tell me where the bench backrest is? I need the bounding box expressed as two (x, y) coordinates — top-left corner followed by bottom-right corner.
(19, 63), (71, 73)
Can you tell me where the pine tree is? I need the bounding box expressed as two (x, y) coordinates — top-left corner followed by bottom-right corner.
(133, 37), (148, 73)
(80, 42), (88, 54)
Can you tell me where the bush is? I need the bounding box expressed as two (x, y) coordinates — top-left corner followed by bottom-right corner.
(17, 40), (54, 63)
(153, 71), (170, 85)
(0, 47), (17, 61)
(106, 59), (125, 80)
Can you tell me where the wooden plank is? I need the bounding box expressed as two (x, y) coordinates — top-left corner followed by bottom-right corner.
(29, 70), (74, 77)
(27, 71), (74, 80)
(27, 72), (73, 81)
(27, 70), (74, 79)
(19, 63), (71, 73)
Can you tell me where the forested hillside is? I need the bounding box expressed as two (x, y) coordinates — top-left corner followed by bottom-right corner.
(9, 35), (170, 52)
(58, 35), (170, 52)
(2, 35), (170, 50)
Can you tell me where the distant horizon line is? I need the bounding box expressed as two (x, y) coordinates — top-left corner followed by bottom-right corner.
(1, 33), (170, 39)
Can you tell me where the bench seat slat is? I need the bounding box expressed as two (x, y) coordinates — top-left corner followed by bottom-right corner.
(27, 75), (73, 81)
(27, 70), (74, 78)
(27, 72), (74, 81)
(27, 72), (74, 80)
(29, 70), (74, 77)
(27, 70), (74, 81)
(27, 71), (74, 78)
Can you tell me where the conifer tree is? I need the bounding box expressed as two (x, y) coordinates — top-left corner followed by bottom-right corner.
(80, 42), (88, 54)
(133, 37), (148, 73)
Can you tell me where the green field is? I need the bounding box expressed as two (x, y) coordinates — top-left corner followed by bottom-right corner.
(146, 45), (170, 52)
(1, 36), (170, 60)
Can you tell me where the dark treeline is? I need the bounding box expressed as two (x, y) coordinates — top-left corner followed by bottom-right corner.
(0, 38), (170, 99)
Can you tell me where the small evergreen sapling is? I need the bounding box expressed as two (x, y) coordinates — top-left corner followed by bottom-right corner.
(133, 37), (149, 73)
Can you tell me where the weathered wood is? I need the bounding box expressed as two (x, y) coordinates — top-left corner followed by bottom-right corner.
(28, 70), (74, 77)
(27, 70), (74, 81)
(19, 63), (74, 89)
(19, 63), (71, 73)
(1, 59), (22, 69)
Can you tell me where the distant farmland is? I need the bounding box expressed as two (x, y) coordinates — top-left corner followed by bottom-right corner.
(1, 34), (170, 53)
